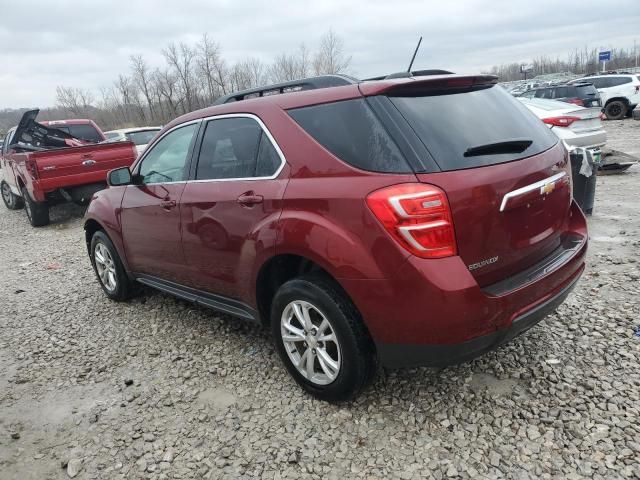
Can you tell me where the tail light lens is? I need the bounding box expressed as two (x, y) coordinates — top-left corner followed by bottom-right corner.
(566, 98), (584, 106)
(543, 116), (580, 127)
(366, 183), (457, 259)
(26, 158), (38, 179)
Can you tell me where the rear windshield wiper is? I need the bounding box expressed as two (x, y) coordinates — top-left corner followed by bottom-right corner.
(464, 139), (533, 157)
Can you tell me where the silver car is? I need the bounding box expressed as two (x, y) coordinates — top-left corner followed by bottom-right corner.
(518, 97), (606, 150)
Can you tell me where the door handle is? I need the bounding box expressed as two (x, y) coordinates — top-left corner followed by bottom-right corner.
(237, 192), (263, 206)
(82, 159), (96, 166)
(160, 199), (177, 210)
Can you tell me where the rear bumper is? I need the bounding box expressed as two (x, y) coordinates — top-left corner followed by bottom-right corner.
(340, 201), (588, 368)
(376, 265), (583, 368)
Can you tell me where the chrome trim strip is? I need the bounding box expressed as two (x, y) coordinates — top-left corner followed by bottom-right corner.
(189, 113), (286, 183)
(499, 172), (567, 213)
(132, 113), (287, 185)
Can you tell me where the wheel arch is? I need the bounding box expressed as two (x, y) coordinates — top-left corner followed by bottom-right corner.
(604, 96), (630, 107)
(255, 253), (355, 327)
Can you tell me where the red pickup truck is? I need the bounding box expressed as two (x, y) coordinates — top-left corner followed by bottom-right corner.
(1, 110), (137, 227)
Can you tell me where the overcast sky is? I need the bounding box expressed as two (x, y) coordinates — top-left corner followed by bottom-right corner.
(1, 0), (638, 109)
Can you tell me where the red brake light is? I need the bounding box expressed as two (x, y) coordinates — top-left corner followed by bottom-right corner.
(26, 158), (38, 179)
(366, 183), (457, 259)
(566, 98), (584, 106)
(543, 116), (580, 127)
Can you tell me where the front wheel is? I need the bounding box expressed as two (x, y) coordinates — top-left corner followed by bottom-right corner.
(21, 187), (49, 227)
(271, 273), (377, 402)
(1, 181), (24, 210)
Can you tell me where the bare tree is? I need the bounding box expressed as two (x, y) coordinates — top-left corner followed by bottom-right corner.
(163, 42), (198, 113)
(196, 34), (228, 103)
(313, 30), (351, 75)
(130, 55), (155, 123)
(55, 86), (94, 115)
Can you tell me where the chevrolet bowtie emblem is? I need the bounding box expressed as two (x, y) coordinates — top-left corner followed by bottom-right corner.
(540, 182), (556, 195)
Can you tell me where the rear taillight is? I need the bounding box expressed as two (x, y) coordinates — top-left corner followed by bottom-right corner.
(366, 183), (457, 259)
(543, 116), (580, 127)
(26, 158), (38, 179)
(566, 98), (584, 106)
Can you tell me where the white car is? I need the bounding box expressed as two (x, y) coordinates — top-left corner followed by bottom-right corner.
(104, 127), (162, 155)
(518, 97), (606, 151)
(569, 74), (640, 120)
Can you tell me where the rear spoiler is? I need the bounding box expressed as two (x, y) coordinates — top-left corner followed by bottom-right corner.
(10, 109), (84, 151)
(358, 75), (499, 97)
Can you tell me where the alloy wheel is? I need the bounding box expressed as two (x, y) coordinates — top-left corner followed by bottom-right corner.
(94, 242), (118, 292)
(2, 183), (13, 207)
(280, 300), (341, 385)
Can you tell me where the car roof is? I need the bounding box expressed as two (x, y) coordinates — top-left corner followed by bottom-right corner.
(159, 73), (497, 133)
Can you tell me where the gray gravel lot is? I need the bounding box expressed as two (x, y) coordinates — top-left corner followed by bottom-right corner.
(1, 120), (639, 480)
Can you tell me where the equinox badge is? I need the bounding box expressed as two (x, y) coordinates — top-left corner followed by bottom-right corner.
(468, 256), (499, 271)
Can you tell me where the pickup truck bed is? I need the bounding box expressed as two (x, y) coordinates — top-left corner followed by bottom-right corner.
(1, 110), (137, 227)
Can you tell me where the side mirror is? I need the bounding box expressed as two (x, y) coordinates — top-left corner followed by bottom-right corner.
(107, 167), (132, 186)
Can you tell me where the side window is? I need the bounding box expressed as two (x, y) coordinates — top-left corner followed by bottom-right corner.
(138, 123), (198, 184)
(552, 87), (568, 98)
(591, 78), (610, 89)
(609, 77), (632, 87)
(288, 98), (410, 173)
(196, 117), (272, 180)
(255, 132), (282, 177)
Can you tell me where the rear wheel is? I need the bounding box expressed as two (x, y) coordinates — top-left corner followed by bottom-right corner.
(1, 181), (24, 210)
(21, 187), (49, 227)
(604, 100), (627, 120)
(271, 273), (377, 402)
(90, 230), (133, 301)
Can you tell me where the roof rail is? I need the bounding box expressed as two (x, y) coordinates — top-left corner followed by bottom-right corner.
(362, 69), (454, 81)
(212, 74), (359, 105)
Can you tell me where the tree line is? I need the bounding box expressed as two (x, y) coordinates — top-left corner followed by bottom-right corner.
(54, 30), (351, 130)
(483, 45), (639, 82)
(1, 38), (638, 135)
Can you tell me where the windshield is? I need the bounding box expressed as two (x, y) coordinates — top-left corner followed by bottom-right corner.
(389, 85), (558, 171)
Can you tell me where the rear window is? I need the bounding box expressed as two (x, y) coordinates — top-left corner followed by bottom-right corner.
(288, 98), (411, 173)
(389, 85), (557, 171)
(574, 84), (598, 96)
(56, 124), (103, 143)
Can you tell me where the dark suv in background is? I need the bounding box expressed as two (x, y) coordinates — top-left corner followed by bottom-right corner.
(518, 82), (601, 107)
(84, 72), (587, 401)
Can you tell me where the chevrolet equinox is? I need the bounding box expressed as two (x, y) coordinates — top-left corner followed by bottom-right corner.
(84, 73), (587, 401)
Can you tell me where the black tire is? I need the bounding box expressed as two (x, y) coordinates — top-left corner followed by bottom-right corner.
(1, 180), (24, 210)
(90, 230), (134, 301)
(21, 187), (49, 227)
(604, 100), (627, 120)
(271, 273), (377, 402)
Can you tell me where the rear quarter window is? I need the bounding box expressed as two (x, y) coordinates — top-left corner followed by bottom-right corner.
(288, 98), (411, 173)
(389, 85), (558, 171)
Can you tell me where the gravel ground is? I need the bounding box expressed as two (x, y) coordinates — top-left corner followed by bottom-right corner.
(1, 120), (639, 480)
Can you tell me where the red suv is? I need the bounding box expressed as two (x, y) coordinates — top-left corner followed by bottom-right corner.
(84, 73), (587, 401)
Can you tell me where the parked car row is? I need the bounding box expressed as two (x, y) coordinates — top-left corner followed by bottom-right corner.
(515, 72), (640, 120)
(2, 72), (589, 401)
